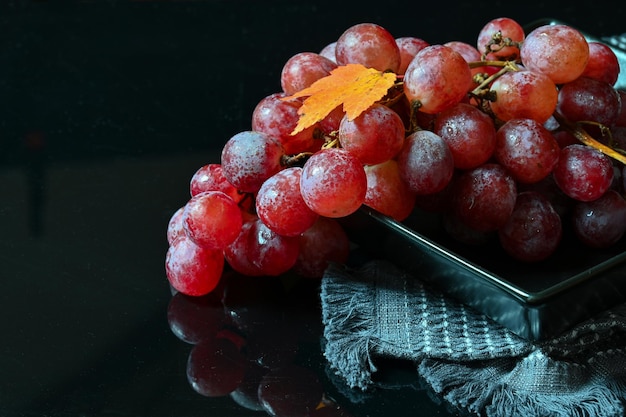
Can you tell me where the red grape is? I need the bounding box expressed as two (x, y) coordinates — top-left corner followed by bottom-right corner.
(403, 45), (473, 114)
(166, 235), (224, 296)
(190, 163), (244, 203)
(364, 159), (416, 221)
(338, 103), (405, 165)
(489, 69), (558, 124)
(556, 76), (621, 127)
(451, 163), (517, 232)
(293, 217), (350, 278)
(395, 36), (429, 75)
(396, 129), (454, 195)
(252, 92), (319, 155)
(182, 191), (242, 250)
(167, 206), (185, 245)
(520, 24), (589, 84)
(476, 17), (525, 60)
(553, 144), (614, 202)
(221, 130), (285, 193)
(433, 102), (496, 169)
(498, 191), (562, 262)
(300, 148), (367, 218)
(246, 218), (300, 276)
(572, 189), (626, 248)
(494, 118), (560, 184)
(581, 41), (620, 86)
(280, 51), (338, 95)
(255, 167), (319, 237)
(335, 22), (401, 73)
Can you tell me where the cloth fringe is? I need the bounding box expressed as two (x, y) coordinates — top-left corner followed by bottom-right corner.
(321, 260), (626, 417)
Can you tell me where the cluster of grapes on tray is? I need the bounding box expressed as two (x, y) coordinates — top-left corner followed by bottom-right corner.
(166, 17), (626, 297)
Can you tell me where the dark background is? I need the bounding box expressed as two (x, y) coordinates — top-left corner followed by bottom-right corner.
(0, 1), (623, 416)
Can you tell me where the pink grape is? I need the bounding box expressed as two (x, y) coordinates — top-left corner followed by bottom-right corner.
(223, 220), (264, 277)
(556, 76), (621, 127)
(451, 163), (517, 232)
(403, 45), (473, 114)
(252, 92), (319, 155)
(444, 40), (490, 77)
(280, 51), (337, 95)
(338, 103), (405, 165)
(581, 41), (620, 86)
(520, 24), (589, 84)
(572, 189), (626, 248)
(300, 148), (367, 218)
(396, 129), (454, 195)
(494, 118), (560, 184)
(489, 69), (558, 124)
(395, 36), (430, 75)
(166, 235), (225, 296)
(433, 102), (497, 169)
(294, 217), (350, 278)
(255, 167), (319, 237)
(319, 42), (337, 63)
(167, 206), (185, 245)
(221, 130), (285, 193)
(364, 159), (416, 221)
(182, 191), (243, 250)
(246, 218), (300, 276)
(553, 144), (614, 202)
(335, 22), (401, 73)
(190, 163), (244, 203)
(498, 191), (562, 262)
(476, 17), (525, 60)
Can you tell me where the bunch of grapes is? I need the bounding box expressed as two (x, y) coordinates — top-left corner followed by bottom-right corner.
(166, 17), (626, 296)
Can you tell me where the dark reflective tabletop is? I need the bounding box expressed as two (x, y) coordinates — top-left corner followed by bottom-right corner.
(2, 2), (624, 416)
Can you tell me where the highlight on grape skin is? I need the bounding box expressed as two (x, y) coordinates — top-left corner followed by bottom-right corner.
(165, 17), (626, 297)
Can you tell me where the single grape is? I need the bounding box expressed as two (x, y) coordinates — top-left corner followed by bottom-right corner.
(166, 235), (225, 296)
(167, 206), (185, 245)
(293, 217), (350, 279)
(230, 362), (268, 412)
(552, 144), (614, 202)
(396, 129), (454, 195)
(280, 51), (338, 95)
(223, 219), (264, 277)
(335, 22), (401, 73)
(319, 41), (337, 63)
(186, 337), (247, 397)
(221, 130), (285, 193)
(489, 69), (558, 124)
(444, 40), (490, 78)
(571, 189), (626, 248)
(556, 76), (621, 127)
(498, 191), (562, 262)
(190, 163), (244, 203)
(451, 163), (517, 232)
(364, 159), (416, 221)
(338, 103), (405, 165)
(494, 118), (560, 184)
(476, 17), (525, 60)
(433, 102), (497, 169)
(252, 92), (319, 155)
(255, 167), (319, 237)
(182, 191), (243, 250)
(246, 218), (300, 276)
(395, 36), (430, 75)
(403, 45), (473, 114)
(581, 41), (620, 86)
(520, 24), (589, 84)
(300, 148), (367, 218)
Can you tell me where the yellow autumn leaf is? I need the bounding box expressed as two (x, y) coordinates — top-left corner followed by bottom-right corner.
(282, 63), (397, 135)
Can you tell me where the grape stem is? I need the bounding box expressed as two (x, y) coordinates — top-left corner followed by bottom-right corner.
(553, 112), (626, 164)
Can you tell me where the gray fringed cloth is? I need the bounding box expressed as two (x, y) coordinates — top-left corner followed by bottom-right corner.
(320, 260), (626, 417)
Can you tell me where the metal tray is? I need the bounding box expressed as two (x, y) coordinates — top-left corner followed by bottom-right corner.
(345, 20), (626, 342)
(346, 207), (626, 342)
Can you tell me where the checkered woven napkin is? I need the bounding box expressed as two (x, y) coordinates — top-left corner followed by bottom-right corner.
(320, 260), (626, 417)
